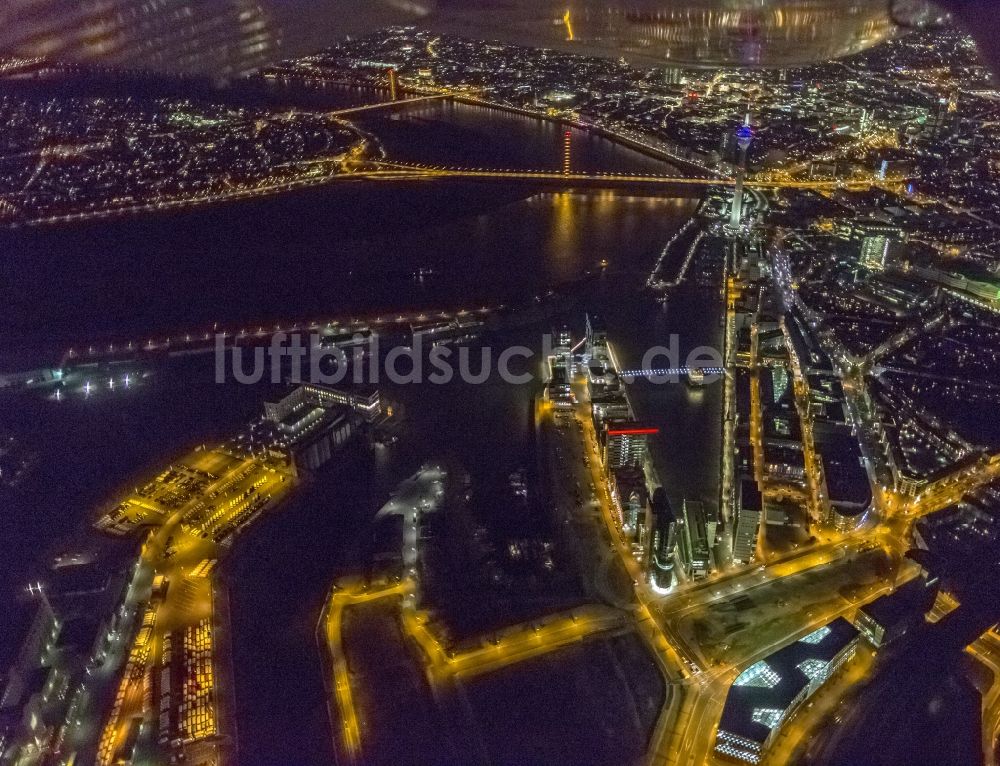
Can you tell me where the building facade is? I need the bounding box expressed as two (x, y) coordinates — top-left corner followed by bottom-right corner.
(649, 488), (677, 591)
(733, 479), (763, 564)
(715, 618), (860, 764)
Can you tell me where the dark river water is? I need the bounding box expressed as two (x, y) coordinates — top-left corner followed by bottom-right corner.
(0, 93), (722, 764)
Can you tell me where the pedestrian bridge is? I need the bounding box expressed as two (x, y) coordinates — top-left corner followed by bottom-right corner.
(617, 367), (727, 379)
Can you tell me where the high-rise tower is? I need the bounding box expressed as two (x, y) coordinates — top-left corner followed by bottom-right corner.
(649, 488), (677, 591)
(728, 115), (754, 234)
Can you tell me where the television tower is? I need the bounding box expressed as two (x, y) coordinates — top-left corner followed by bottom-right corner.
(728, 113), (754, 234)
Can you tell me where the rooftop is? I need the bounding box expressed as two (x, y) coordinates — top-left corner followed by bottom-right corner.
(718, 618), (859, 746)
(859, 577), (937, 630)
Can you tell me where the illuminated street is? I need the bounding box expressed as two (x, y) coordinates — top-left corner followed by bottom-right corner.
(5, 10), (1000, 766)
(320, 468), (635, 763)
(92, 446), (296, 766)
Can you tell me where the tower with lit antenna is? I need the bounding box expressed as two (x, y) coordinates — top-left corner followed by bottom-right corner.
(728, 114), (754, 234)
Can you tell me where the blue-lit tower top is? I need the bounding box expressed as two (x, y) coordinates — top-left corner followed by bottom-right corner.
(736, 121), (755, 151)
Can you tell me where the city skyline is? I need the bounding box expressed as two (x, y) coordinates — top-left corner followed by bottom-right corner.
(2, 5), (1000, 766)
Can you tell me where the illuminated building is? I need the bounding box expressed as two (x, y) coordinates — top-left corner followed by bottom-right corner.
(860, 235), (892, 271)
(762, 447), (806, 485)
(678, 499), (712, 580)
(856, 577), (937, 650)
(840, 219), (906, 243)
(585, 313), (608, 357)
(584, 314), (625, 417)
(760, 398), (806, 485)
(551, 324), (575, 375)
(0, 598), (58, 712)
(536, 89), (584, 110)
(715, 619), (859, 764)
(1, 567), (128, 763)
(591, 391), (632, 424)
(904, 264), (1000, 305)
(554, 325), (572, 349)
(254, 386), (360, 474)
(784, 310), (835, 377)
(412, 317), (484, 346)
(732, 478), (762, 565)
(546, 358), (575, 408)
(649, 487), (677, 590)
(601, 421), (656, 469)
(931, 91), (960, 139)
(610, 467), (648, 531)
(153, 620), (218, 753)
(587, 362), (622, 398)
(563, 130), (572, 174)
(685, 367), (706, 386)
(297, 382), (382, 421)
(815, 425), (872, 532)
(319, 326), (375, 352)
(756, 374), (798, 491)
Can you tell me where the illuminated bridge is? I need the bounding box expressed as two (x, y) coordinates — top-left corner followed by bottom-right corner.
(330, 94), (452, 116)
(352, 161), (869, 192)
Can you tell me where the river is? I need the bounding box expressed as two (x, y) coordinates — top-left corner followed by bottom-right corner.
(0, 92), (722, 764)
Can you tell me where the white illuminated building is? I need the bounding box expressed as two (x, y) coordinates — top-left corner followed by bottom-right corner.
(714, 619), (859, 764)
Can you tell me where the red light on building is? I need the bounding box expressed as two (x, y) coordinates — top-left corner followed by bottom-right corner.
(607, 428), (660, 436)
